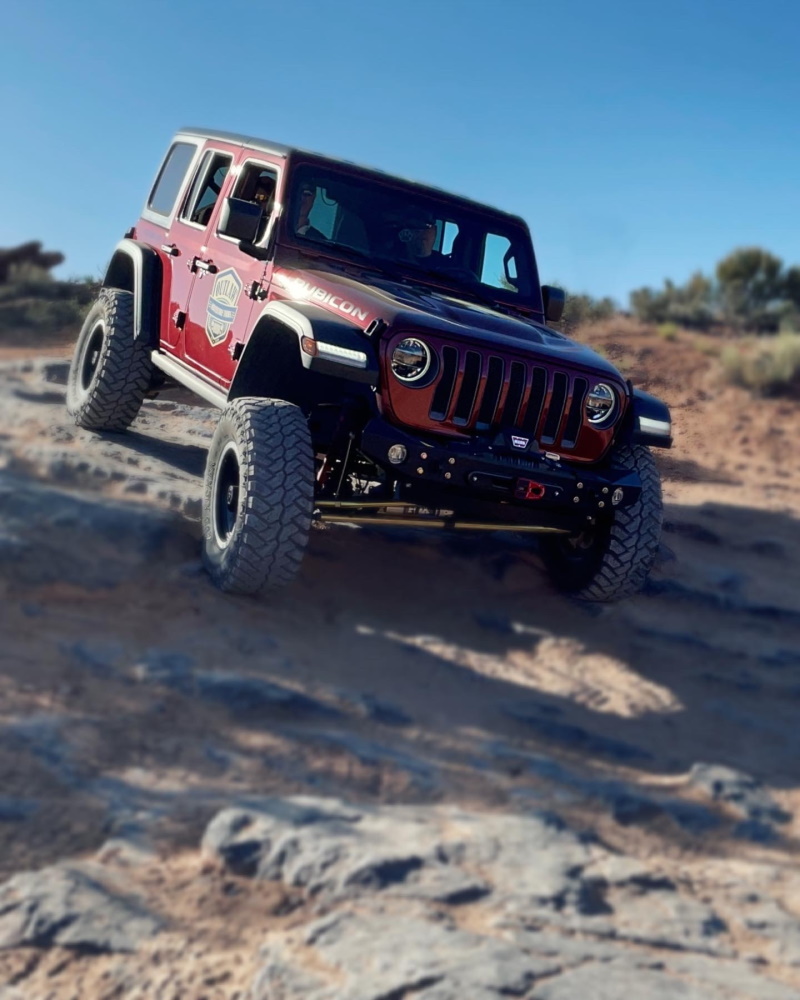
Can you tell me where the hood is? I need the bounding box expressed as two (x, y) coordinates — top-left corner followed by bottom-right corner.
(271, 258), (621, 379)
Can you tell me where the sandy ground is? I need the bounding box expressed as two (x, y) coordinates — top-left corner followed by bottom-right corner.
(1, 320), (799, 997)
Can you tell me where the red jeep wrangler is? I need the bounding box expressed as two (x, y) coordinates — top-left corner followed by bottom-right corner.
(67, 127), (671, 601)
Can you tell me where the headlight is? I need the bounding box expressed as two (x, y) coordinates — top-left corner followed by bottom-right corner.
(391, 338), (431, 382)
(585, 383), (616, 424)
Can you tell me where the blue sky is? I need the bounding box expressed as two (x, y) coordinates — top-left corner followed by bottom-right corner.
(2, 0), (798, 304)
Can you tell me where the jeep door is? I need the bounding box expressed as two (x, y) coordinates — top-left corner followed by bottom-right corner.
(136, 137), (204, 353)
(181, 153), (283, 386)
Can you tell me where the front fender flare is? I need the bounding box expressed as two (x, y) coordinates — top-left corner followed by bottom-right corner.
(229, 299), (379, 404)
(257, 300), (379, 383)
(621, 387), (673, 449)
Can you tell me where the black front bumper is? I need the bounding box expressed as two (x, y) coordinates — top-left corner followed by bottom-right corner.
(361, 418), (641, 527)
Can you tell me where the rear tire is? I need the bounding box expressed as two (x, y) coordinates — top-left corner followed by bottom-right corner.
(66, 288), (152, 432)
(202, 398), (314, 594)
(540, 443), (663, 602)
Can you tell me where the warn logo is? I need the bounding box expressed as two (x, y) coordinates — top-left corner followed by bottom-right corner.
(511, 435), (529, 450)
(206, 268), (243, 346)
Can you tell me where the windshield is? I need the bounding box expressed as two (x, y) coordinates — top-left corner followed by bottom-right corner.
(283, 162), (541, 309)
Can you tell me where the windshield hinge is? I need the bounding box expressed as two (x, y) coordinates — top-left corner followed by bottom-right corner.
(365, 318), (387, 338)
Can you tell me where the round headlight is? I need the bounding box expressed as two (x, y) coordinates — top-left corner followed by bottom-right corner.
(585, 383), (616, 425)
(391, 338), (431, 383)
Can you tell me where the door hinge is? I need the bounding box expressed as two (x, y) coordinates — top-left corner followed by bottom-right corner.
(231, 341), (245, 361)
(248, 280), (268, 301)
(172, 309), (186, 330)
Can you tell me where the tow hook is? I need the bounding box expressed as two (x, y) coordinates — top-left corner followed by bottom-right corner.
(514, 478), (546, 501)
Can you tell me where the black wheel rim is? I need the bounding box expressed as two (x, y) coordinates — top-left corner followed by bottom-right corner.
(546, 520), (612, 589)
(560, 529), (601, 562)
(214, 444), (241, 547)
(80, 323), (105, 391)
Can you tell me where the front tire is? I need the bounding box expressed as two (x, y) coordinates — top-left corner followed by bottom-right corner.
(202, 398), (314, 594)
(66, 288), (152, 432)
(540, 443), (663, 602)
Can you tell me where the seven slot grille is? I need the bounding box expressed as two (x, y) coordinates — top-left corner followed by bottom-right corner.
(428, 345), (591, 448)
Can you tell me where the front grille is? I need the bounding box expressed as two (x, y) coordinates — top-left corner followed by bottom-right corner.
(541, 371), (569, 444)
(430, 346), (458, 420)
(427, 346), (596, 451)
(453, 350), (482, 425)
(475, 356), (504, 431)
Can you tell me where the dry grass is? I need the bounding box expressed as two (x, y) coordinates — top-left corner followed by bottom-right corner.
(656, 322), (679, 342)
(720, 332), (800, 397)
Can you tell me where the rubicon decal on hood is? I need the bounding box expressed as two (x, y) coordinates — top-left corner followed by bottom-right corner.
(273, 271), (371, 323)
(206, 268), (243, 346)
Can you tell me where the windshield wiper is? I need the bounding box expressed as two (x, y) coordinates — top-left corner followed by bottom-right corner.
(305, 242), (416, 284)
(295, 243), (521, 314)
(409, 267), (514, 312)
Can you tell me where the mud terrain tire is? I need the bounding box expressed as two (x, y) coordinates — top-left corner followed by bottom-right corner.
(540, 443), (663, 602)
(66, 289), (152, 431)
(202, 398), (314, 594)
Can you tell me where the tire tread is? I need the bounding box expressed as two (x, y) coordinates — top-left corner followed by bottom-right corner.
(543, 442), (663, 602)
(67, 289), (151, 432)
(202, 398), (313, 594)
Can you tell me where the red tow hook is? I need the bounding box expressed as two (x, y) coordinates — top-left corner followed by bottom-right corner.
(515, 478), (546, 501)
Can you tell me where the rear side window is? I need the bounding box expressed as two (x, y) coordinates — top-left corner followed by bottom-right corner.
(148, 142), (196, 217)
(480, 233), (520, 293)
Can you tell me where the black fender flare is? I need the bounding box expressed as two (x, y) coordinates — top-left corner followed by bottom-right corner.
(102, 239), (163, 347)
(620, 386), (673, 449)
(229, 299), (379, 402)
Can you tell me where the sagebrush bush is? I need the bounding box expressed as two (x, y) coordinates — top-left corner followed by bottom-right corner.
(657, 322), (679, 342)
(0, 273), (98, 343)
(721, 333), (800, 396)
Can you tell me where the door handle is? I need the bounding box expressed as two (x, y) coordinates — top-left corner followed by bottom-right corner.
(189, 257), (218, 275)
(161, 243), (180, 257)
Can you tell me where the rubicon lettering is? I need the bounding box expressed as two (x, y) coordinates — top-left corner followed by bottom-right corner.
(274, 271), (370, 322)
(206, 268), (243, 346)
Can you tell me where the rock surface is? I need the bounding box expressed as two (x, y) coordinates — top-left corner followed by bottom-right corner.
(0, 864), (161, 953)
(204, 796), (799, 998)
(1, 338), (800, 998)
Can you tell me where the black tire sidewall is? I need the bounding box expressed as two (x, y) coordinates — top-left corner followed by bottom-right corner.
(66, 297), (107, 415)
(202, 409), (246, 579)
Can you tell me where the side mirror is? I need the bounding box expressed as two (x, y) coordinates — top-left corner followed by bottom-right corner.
(218, 197), (262, 243)
(541, 285), (565, 322)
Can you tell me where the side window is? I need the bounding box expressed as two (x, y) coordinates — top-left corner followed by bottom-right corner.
(231, 163), (279, 242)
(480, 233), (519, 292)
(182, 152), (232, 227)
(438, 220), (459, 255)
(148, 142), (197, 217)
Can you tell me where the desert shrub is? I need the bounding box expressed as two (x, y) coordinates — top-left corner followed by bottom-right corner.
(0, 275), (98, 305)
(0, 242), (98, 343)
(657, 322), (679, 342)
(0, 274), (98, 343)
(721, 333), (800, 396)
(778, 306), (800, 334)
(630, 272), (715, 330)
(555, 290), (616, 333)
(716, 248), (785, 332)
(631, 250), (800, 334)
